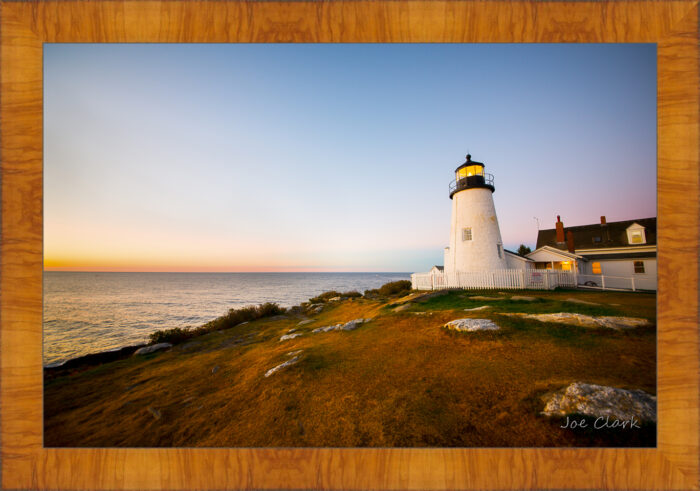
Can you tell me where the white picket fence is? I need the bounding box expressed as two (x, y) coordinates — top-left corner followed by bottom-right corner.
(576, 273), (657, 292)
(411, 269), (577, 291)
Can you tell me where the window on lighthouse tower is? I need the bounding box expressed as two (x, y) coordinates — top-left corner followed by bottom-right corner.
(462, 228), (472, 241)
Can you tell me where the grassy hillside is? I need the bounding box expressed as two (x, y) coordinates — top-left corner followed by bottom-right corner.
(44, 288), (656, 447)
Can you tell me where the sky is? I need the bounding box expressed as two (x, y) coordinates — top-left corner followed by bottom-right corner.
(44, 43), (656, 272)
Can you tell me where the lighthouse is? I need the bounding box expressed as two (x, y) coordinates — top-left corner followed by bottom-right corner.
(443, 154), (508, 274)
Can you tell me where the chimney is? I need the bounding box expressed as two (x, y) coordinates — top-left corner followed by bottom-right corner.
(600, 216), (607, 225)
(566, 230), (575, 253)
(555, 215), (565, 243)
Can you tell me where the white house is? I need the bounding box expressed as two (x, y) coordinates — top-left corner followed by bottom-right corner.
(526, 215), (657, 291)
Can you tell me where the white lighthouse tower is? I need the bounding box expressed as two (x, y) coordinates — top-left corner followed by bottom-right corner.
(444, 154), (508, 274)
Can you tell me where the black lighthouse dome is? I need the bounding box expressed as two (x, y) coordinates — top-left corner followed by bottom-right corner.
(449, 153), (495, 199)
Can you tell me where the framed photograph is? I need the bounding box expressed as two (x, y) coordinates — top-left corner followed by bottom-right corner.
(1, 1), (698, 489)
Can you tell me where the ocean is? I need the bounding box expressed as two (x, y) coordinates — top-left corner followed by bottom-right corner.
(43, 271), (410, 367)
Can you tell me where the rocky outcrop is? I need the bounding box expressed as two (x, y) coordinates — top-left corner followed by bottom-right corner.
(464, 305), (490, 311)
(445, 318), (500, 332)
(501, 312), (651, 330)
(306, 304), (324, 314)
(279, 333), (303, 342)
(133, 343), (172, 356)
(541, 382), (656, 423)
(297, 319), (314, 326)
(312, 318), (372, 333)
(264, 354), (301, 377)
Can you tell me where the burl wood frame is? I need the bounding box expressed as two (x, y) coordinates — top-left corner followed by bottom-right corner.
(1, 1), (698, 489)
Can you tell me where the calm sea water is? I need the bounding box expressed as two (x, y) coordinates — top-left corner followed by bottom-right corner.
(43, 272), (410, 367)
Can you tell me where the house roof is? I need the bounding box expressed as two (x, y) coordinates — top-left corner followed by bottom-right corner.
(526, 245), (587, 262)
(431, 265), (444, 271)
(504, 249), (534, 261)
(535, 217), (657, 251)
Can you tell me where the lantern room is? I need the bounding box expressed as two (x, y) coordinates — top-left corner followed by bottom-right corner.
(449, 154), (495, 198)
(455, 154), (485, 179)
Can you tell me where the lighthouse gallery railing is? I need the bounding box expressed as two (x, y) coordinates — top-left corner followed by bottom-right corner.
(448, 173), (494, 195)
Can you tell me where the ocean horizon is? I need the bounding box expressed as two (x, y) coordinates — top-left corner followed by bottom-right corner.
(43, 271), (411, 367)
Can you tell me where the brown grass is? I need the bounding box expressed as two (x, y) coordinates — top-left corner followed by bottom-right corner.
(44, 290), (656, 447)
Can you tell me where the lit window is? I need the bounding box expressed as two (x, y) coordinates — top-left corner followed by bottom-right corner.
(626, 225), (647, 245)
(592, 262), (602, 274)
(634, 261), (645, 274)
(561, 261), (572, 271)
(462, 228), (472, 241)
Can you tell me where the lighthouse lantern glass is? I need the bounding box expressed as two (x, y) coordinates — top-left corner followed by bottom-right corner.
(457, 165), (484, 180)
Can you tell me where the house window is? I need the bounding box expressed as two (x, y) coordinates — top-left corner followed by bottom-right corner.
(592, 262), (602, 274)
(634, 261), (645, 274)
(626, 224), (647, 245)
(462, 228), (472, 241)
(593, 236), (601, 243)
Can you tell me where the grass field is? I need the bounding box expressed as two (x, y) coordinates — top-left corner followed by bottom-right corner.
(44, 288), (656, 447)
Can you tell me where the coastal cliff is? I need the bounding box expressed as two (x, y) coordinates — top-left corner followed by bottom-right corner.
(44, 285), (657, 447)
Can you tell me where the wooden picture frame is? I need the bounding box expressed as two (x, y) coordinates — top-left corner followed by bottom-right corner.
(1, 1), (698, 489)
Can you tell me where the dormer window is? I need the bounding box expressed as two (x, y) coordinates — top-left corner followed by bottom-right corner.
(626, 223), (647, 245)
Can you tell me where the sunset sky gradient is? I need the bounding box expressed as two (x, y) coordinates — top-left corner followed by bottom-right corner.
(44, 43), (656, 272)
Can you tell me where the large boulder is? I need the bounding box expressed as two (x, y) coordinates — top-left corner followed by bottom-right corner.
(445, 318), (500, 332)
(133, 343), (172, 356)
(542, 382), (656, 423)
(502, 312), (651, 330)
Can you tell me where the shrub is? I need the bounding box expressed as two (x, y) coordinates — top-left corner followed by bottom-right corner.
(364, 280), (412, 298)
(307, 290), (361, 303)
(149, 302), (286, 345)
(149, 327), (192, 345)
(308, 291), (343, 303)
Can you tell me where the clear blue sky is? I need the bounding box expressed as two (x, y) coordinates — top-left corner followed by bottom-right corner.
(44, 43), (656, 272)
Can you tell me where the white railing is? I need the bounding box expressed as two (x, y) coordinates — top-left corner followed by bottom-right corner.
(577, 273), (657, 292)
(411, 269), (577, 291)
